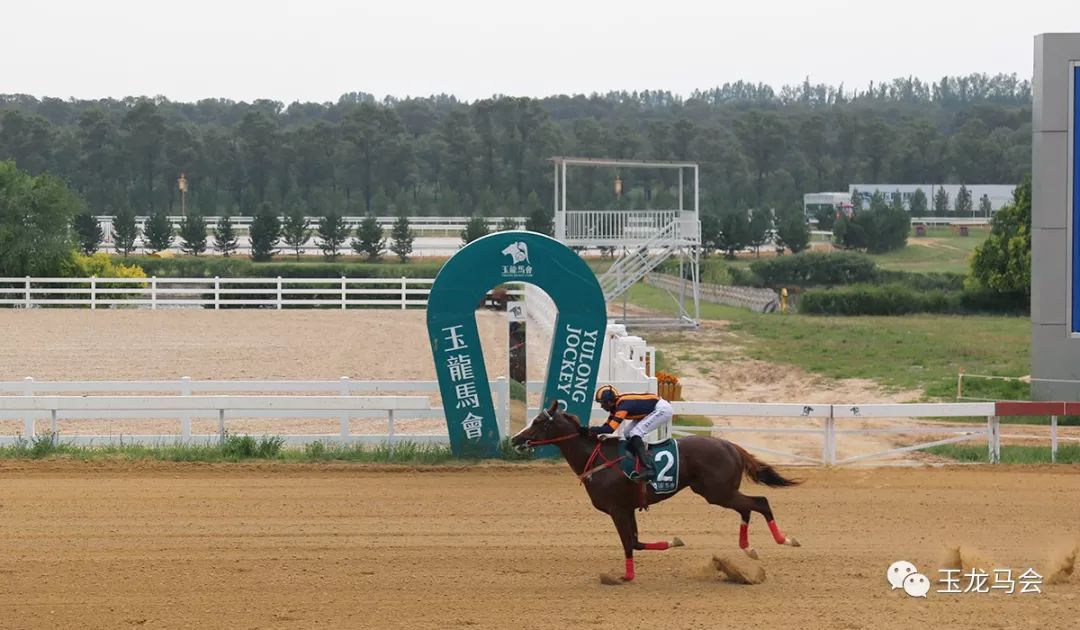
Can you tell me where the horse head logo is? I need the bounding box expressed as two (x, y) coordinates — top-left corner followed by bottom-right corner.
(501, 241), (531, 266)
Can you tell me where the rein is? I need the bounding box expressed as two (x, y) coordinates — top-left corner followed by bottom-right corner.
(524, 407), (626, 483)
(579, 440), (627, 483)
(524, 433), (579, 446)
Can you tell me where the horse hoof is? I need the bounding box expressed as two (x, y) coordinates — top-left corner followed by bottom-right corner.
(743, 547), (759, 560)
(784, 536), (801, 548)
(671, 537), (685, 548)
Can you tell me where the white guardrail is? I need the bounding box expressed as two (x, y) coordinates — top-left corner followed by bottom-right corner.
(0, 378), (1025, 465)
(0, 378), (511, 445)
(95, 215), (525, 233)
(0, 277), (524, 309)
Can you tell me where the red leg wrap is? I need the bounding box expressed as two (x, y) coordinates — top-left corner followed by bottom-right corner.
(767, 519), (786, 544)
(739, 523), (749, 549)
(642, 541), (669, 551)
(624, 558), (635, 581)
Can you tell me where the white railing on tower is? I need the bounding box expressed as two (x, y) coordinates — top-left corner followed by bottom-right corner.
(562, 210), (680, 244)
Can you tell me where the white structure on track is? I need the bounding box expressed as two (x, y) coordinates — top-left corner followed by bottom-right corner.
(550, 156), (701, 328)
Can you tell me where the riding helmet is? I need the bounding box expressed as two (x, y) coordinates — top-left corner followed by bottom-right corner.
(594, 385), (619, 405)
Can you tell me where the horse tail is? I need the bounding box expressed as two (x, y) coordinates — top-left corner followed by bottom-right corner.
(732, 444), (800, 488)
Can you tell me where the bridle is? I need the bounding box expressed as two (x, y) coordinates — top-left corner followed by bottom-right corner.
(523, 407), (579, 447)
(523, 407), (628, 483)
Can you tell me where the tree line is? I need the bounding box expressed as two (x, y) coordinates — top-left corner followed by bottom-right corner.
(72, 202), (558, 264)
(0, 72), (1032, 221)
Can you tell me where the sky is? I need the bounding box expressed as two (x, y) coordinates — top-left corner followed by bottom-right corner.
(5, 0), (1079, 104)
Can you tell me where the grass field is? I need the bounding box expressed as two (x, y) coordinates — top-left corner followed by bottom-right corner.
(0, 433), (538, 464)
(873, 228), (987, 273)
(681, 228), (987, 281)
(923, 442), (1080, 463)
(629, 283), (1028, 400)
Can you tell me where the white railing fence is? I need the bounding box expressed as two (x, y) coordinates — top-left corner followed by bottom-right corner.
(0, 377), (510, 445)
(96, 215), (526, 236)
(3, 378), (1051, 465)
(0, 277), (524, 310)
(521, 401), (1010, 465)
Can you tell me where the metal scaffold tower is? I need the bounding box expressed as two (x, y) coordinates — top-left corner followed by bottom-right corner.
(550, 156), (701, 328)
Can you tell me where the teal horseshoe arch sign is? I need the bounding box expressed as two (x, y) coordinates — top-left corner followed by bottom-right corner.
(427, 231), (608, 457)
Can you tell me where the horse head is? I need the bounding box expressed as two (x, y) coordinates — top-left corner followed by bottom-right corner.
(501, 241), (529, 265)
(510, 400), (581, 451)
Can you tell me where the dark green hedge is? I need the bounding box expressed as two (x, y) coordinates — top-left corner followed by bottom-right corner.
(798, 284), (1028, 316)
(119, 256), (445, 279)
(875, 270), (966, 292)
(749, 252), (878, 287)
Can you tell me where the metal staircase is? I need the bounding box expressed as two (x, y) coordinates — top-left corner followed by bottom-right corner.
(599, 220), (680, 301)
(550, 157), (702, 326)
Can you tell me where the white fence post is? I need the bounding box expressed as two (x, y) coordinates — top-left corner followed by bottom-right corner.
(151, 276), (157, 310)
(276, 276), (282, 310)
(987, 416), (1001, 463)
(495, 377), (508, 439)
(180, 376), (192, 440)
(214, 276), (220, 310)
(339, 376), (350, 438)
(1051, 415), (1058, 463)
(218, 409), (226, 443)
(24, 276), (30, 308)
(387, 410), (396, 441)
(401, 277), (407, 310)
(823, 408), (836, 465)
(91, 276), (97, 310)
(22, 377), (34, 439)
(341, 276), (347, 310)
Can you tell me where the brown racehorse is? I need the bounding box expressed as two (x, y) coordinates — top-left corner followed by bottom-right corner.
(511, 401), (802, 582)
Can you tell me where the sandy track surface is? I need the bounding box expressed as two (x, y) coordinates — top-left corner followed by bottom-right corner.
(0, 310), (508, 381)
(0, 461), (1077, 629)
(0, 310), (509, 438)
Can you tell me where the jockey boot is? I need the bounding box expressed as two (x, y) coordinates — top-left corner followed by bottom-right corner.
(628, 435), (655, 481)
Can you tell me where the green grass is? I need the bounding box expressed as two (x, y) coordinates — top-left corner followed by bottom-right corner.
(872, 229), (985, 273)
(0, 433), (539, 464)
(627, 283), (1029, 400)
(923, 443), (1080, 464)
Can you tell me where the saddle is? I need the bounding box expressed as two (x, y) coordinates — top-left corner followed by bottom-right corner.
(616, 438), (679, 495)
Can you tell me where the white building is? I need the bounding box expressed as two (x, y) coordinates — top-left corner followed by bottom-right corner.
(803, 192), (853, 219)
(848, 184), (1015, 214)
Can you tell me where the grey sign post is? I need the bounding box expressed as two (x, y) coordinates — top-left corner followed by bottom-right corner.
(1032, 33), (1080, 399)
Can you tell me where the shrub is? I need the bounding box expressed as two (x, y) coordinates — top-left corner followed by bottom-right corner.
(212, 215), (239, 257)
(798, 284), (1029, 316)
(125, 256), (445, 280)
(351, 215), (386, 261)
(461, 215), (489, 244)
(750, 251), (878, 287)
(317, 211), (349, 260)
(144, 208), (174, 253)
(833, 204), (909, 253)
(74, 252), (148, 301)
(249, 203), (281, 262)
(875, 270), (966, 291)
(969, 176), (1030, 295)
(390, 214), (415, 262)
(74, 210), (104, 255)
(0, 161), (80, 277)
(178, 211), (207, 256)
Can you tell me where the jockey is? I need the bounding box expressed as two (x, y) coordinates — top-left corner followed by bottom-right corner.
(583, 385), (673, 481)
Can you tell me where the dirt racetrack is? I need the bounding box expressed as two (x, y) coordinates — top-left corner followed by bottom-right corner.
(0, 461), (1078, 630)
